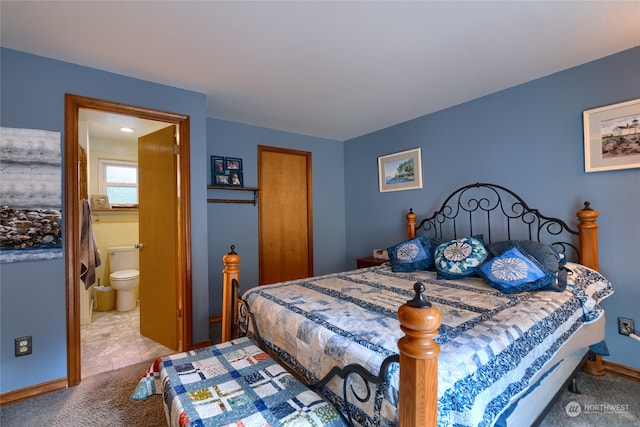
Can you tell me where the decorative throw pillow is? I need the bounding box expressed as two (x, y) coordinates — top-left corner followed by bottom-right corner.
(486, 240), (567, 292)
(387, 238), (432, 272)
(476, 244), (555, 294)
(435, 236), (488, 279)
(416, 234), (435, 269)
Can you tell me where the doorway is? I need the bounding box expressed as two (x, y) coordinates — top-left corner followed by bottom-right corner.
(258, 145), (313, 285)
(64, 94), (193, 386)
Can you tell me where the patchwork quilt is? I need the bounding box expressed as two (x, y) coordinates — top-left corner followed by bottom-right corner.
(242, 262), (613, 427)
(131, 337), (347, 427)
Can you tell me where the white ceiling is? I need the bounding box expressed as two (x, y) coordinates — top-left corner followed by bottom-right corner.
(2, 1), (639, 141)
(78, 108), (170, 148)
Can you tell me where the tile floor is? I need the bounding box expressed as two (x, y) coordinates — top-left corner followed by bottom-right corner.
(81, 304), (174, 377)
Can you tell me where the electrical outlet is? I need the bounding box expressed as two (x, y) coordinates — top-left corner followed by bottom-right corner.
(15, 336), (32, 357)
(618, 317), (635, 336)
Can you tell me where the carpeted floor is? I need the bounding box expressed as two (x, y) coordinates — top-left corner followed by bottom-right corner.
(538, 370), (640, 426)
(0, 323), (224, 427)
(0, 361), (165, 427)
(2, 323), (637, 427)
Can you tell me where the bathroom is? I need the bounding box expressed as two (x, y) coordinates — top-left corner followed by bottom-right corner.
(78, 109), (173, 377)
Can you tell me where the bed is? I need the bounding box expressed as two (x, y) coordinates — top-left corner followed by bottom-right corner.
(219, 183), (613, 427)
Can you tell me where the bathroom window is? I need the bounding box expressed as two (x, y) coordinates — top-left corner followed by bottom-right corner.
(99, 159), (138, 207)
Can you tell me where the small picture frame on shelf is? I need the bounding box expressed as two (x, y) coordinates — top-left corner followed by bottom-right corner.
(91, 194), (110, 210)
(229, 171), (243, 187)
(225, 157), (243, 171)
(214, 173), (230, 186)
(212, 156), (225, 173)
(211, 156), (225, 185)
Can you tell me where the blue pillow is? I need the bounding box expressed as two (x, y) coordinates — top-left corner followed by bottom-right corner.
(435, 237), (488, 279)
(387, 238), (432, 272)
(416, 234), (435, 269)
(486, 240), (567, 292)
(476, 244), (555, 294)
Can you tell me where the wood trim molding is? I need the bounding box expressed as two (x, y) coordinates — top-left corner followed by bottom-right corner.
(190, 339), (212, 350)
(64, 94), (193, 387)
(0, 378), (67, 406)
(603, 359), (640, 382)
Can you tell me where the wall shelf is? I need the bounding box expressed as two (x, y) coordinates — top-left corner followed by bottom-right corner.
(207, 186), (260, 205)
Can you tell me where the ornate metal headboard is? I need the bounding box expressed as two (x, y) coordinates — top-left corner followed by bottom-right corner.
(413, 182), (581, 261)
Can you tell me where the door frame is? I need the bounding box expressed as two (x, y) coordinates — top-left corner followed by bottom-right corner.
(64, 94), (193, 386)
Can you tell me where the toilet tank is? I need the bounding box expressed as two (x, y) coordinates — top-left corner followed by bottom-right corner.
(108, 245), (139, 272)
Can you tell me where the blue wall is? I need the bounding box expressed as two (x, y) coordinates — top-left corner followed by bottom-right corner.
(206, 118), (346, 315)
(344, 46), (640, 369)
(0, 48), (210, 393)
(1, 45), (638, 396)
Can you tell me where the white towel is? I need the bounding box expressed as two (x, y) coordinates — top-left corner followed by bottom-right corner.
(80, 199), (101, 289)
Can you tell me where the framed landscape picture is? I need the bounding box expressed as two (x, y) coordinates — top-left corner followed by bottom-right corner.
(583, 99), (640, 172)
(378, 148), (423, 192)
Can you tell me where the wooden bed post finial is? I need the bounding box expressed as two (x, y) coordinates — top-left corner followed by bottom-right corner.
(407, 208), (417, 239)
(221, 245), (241, 343)
(577, 202), (599, 271)
(397, 282), (442, 427)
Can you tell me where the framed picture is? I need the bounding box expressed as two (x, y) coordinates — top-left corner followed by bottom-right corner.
(212, 156), (225, 173)
(378, 148), (423, 192)
(91, 194), (110, 210)
(214, 173), (230, 186)
(583, 98), (640, 172)
(229, 171), (243, 187)
(211, 156), (225, 185)
(225, 157), (243, 171)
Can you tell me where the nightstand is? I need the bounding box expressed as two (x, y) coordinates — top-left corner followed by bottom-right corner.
(356, 256), (388, 269)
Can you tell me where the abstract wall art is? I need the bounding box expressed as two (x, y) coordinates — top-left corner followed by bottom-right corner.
(1, 127), (63, 263)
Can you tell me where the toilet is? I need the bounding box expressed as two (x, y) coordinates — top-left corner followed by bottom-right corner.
(108, 245), (140, 312)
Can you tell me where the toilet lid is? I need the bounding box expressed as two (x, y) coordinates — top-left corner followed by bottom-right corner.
(110, 269), (139, 280)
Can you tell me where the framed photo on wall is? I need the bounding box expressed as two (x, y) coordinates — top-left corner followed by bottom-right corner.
(583, 98), (640, 172)
(211, 156), (225, 185)
(225, 157), (243, 171)
(378, 148), (423, 192)
(212, 156), (225, 174)
(215, 173), (230, 186)
(229, 171), (243, 186)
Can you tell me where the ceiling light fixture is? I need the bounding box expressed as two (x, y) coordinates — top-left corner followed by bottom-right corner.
(120, 127), (134, 133)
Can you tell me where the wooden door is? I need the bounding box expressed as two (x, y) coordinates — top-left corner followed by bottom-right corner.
(138, 125), (180, 349)
(258, 146), (313, 285)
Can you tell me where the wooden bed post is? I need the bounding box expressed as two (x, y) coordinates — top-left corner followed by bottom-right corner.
(577, 202), (599, 271)
(397, 283), (442, 427)
(406, 209), (417, 239)
(577, 203), (604, 376)
(221, 245), (240, 343)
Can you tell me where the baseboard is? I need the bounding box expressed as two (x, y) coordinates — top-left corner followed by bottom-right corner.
(209, 315), (222, 324)
(0, 377), (67, 407)
(602, 359), (640, 382)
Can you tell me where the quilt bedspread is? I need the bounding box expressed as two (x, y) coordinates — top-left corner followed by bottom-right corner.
(242, 262), (613, 427)
(130, 337), (347, 427)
